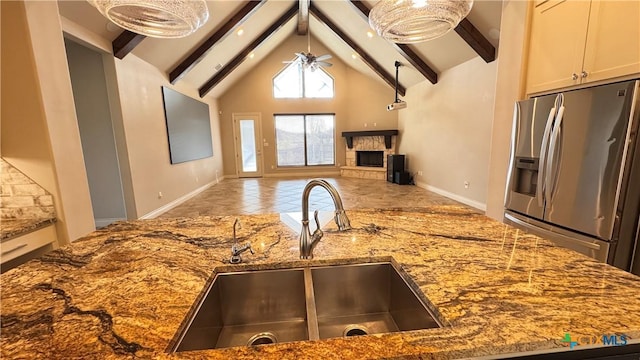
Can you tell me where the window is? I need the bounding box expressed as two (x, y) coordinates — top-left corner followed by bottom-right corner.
(273, 61), (334, 98)
(275, 114), (335, 167)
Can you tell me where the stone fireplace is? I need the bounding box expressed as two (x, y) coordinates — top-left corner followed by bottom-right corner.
(356, 151), (384, 167)
(340, 130), (398, 180)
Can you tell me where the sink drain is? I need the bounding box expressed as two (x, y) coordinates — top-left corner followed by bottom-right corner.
(342, 325), (369, 337)
(247, 332), (278, 346)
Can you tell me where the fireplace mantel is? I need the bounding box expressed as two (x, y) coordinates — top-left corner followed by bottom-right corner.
(341, 130), (398, 149)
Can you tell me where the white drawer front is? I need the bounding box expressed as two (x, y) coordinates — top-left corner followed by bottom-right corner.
(1, 225), (56, 263)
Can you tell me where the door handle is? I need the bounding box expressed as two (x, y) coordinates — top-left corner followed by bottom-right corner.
(537, 101), (557, 207)
(507, 102), (521, 200)
(545, 96), (565, 205)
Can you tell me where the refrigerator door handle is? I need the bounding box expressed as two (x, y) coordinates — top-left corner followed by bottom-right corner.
(506, 102), (521, 198)
(537, 100), (558, 207)
(546, 96), (565, 205)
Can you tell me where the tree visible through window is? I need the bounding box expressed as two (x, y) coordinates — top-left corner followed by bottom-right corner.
(275, 114), (335, 167)
(273, 61), (334, 98)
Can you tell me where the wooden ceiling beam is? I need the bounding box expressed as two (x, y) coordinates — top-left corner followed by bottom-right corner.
(347, 0), (437, 84)
(298, 0), (310, 35)
(454, 18), (496, 63)
(199, 4), (298, 97)
(170, 0), (267, 84)
(112, 30), (146, 59)
(309, 4), (405, 96)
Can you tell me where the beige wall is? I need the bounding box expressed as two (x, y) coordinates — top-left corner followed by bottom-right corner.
(65, 39), (128, 226)
(1, 1), (95, 244)
(112, 54), (224, 217)
(61, 9), (225, 220)
(398, 57), (498, 210)
(485, 1), (530, 220)
(4, 0), (225, 247)
(218, 34), (398, 177)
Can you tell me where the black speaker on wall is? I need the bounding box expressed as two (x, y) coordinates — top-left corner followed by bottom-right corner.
(387, 154), (405, 183)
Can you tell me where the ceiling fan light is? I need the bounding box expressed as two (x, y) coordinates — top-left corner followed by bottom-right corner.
(369, 0), (473, 43)
(88, 0), (209, 38)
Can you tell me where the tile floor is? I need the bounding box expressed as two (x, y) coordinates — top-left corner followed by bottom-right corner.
(159, 177), (459, 218)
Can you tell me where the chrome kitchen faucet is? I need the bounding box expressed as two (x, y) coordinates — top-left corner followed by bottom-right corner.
(299, 179), (351, 259)
(230, 218), (253, 264)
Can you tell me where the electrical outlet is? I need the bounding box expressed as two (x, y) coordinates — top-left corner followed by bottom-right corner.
(373, 122), (377, 127)
(464, 181), (470, 189)
(364, 123), (368, 127)
(271, 165), (275, 169)
(417, 171), (423, 176)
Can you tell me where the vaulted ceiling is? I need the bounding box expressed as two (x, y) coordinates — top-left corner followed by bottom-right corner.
(57, 0), (502, 99)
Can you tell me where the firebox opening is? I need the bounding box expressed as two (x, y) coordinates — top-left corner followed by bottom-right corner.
(357, 151), (384, 167)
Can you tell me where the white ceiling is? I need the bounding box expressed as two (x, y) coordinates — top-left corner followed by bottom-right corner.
(58, 0), (503, 99)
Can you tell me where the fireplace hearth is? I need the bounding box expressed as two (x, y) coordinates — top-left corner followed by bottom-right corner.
(357, 151), (384, 167)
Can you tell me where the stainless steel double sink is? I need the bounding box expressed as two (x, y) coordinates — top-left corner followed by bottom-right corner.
(171, 262), (442, 352)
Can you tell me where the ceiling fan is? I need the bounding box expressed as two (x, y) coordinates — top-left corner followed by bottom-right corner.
(288, 25), (332, 71)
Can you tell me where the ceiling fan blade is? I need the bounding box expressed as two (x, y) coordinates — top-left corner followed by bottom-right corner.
(316, 61), (333, 67)
(295, 52), (308, 60)
(315, 54), (332, 61)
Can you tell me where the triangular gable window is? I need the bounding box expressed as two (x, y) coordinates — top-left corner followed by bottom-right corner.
(273, 61), (334, 99)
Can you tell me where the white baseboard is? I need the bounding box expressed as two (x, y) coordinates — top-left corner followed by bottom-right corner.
(415, 181), (487, 212)
(139, 180), (217, 219)
(264, 170), (341, 178)
(224, 172), (340, 179)
(95, 218), (126, 228)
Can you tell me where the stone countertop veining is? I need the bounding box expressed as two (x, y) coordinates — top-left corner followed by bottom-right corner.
(1, 205), (639, 359)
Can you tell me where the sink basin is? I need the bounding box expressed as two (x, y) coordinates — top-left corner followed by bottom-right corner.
(171, 261), (441, 352)
(312, 263), (440, 339)
(174, 268), (308, 351)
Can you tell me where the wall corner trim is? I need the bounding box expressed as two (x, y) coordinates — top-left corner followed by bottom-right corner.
(415, 181), (487, 212)
(138, 180), (219, 219)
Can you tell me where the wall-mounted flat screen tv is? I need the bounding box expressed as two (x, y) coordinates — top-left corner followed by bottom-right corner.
(161, 86), (213, 164)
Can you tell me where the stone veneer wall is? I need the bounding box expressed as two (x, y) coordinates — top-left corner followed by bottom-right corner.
(340, 136), (396, 180)
(0, 159), (56, 220)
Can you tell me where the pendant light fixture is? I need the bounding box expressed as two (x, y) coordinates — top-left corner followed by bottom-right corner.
(88, 0), (209, 38)
(369, 0), (473, 44)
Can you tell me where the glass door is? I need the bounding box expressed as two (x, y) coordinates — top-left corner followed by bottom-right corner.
(233, 113), (263, 178)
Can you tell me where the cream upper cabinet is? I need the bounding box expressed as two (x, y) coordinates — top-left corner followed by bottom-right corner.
(526, 0), (640, 95)
(526, 0), (591, 94)
(582, 1), (640, 84)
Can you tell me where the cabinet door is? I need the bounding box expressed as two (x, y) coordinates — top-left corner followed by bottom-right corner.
(525, 0), (591, 94)
(582, 1), (640, 83)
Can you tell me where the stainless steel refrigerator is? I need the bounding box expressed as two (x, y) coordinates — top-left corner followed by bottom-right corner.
(504, 80), (640, 275)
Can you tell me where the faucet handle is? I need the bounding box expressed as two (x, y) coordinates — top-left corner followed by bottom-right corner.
(230, 242), (253, 264)
(311, 210), (324, 243)
(313, 210), (322, 232)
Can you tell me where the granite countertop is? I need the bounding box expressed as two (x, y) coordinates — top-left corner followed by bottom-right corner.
(1, 217), (57, 242)
(2, 205), (639, 359)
